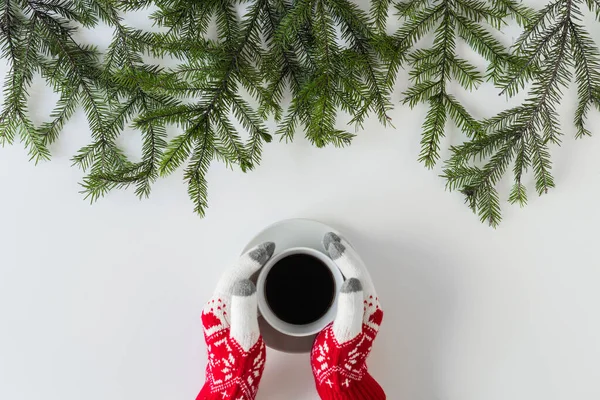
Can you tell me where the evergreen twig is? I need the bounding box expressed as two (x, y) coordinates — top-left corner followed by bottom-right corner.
(385, 0), (524, 168)
(442, 0), (600, 226)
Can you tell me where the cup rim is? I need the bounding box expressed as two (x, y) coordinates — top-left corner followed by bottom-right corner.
(256, 247), (343, 337)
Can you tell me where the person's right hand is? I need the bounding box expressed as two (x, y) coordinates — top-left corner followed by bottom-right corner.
(311, 233), (385, 400)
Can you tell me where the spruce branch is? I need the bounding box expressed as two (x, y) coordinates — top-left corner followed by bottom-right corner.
(388, 0), (515, 168)
(0, 1), (46, 161)
(443, 0), (600, 227)
(271, 0), (392, 146)
(80, 0), (174, 200)
(124, 0), (273, 215)
(492, 0), (537, 26)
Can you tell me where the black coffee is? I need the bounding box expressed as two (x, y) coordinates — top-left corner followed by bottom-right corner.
(265, 254), (335, 325)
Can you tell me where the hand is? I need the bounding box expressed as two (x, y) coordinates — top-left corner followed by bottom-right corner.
(197, 242), (275, 400)
(311, 233), (385, 400)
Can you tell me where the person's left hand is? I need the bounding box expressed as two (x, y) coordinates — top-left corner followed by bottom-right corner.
(311, 233), (385, 399)
(196, 242), (275, 400)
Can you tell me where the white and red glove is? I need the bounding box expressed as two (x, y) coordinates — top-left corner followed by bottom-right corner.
(311, 233), (385, 400)
(197, 242), (275, 400)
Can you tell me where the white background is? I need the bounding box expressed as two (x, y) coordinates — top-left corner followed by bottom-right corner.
(2, 1), (600, 399)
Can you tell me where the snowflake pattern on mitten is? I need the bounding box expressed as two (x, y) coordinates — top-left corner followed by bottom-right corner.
(197, 304), (266, 400)
(196, 243), (274, 400)
(311, 233), (386, 400)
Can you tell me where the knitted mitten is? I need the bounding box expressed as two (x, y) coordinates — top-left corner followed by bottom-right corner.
(196, 242), (275, 400)
(311, 233), (385, 400)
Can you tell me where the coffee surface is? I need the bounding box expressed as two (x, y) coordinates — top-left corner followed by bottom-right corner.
(265, 254), (335, 325)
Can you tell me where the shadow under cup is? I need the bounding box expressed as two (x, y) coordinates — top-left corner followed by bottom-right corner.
(256, 247), (344, 337)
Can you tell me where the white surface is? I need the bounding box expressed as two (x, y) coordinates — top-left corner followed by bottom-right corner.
(2, 3), (600, 400)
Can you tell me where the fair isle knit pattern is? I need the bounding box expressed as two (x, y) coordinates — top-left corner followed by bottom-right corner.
(198, 313), (266, 400)
(196, 243), (274, 400)
(312, 233), (386, 400)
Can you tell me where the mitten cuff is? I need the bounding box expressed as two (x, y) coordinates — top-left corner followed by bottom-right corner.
(318, 373), (386, 400)
(197, 383), (259, 400)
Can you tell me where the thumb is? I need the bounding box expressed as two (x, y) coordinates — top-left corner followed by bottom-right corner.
(332, 278), (364, 344)
(230, 279), (260, 352)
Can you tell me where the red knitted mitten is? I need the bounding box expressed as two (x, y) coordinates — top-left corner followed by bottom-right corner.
(196, 243), (275, 400)
(311, 233), (385, 400)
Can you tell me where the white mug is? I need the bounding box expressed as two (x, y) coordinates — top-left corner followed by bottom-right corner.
(256, 247), (344, 337)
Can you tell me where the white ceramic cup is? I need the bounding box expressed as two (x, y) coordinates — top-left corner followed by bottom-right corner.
(256, 247), (344, 337)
